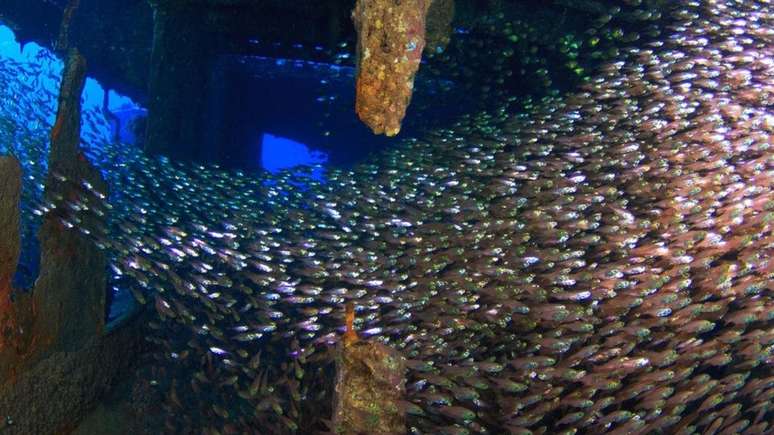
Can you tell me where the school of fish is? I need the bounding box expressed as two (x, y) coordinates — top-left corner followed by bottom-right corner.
(0, 0), (772, 433)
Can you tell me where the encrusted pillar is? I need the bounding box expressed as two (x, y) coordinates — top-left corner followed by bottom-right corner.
(353, 0), (433, 136)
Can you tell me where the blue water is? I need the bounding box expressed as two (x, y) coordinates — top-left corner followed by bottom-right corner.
(0, 23), (329, 323)
(0, 24), (325, 171)
(262, 133), (328, 181)
(0, 25), (138, 115)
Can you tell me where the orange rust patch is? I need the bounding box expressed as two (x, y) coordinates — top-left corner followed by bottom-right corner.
(343, 302), (359, 346)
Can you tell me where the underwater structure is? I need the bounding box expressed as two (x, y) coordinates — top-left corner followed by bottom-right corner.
(0, 0), (773, 434)
(0, 43), (142, 434)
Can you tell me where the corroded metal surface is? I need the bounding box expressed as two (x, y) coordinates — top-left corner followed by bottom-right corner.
(333, 339), (406, 434)
(353, 0), (432, 136)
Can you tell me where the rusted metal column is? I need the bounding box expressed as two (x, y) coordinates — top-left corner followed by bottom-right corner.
(353, 0), (433, 137)
(34, 48), (108, 353)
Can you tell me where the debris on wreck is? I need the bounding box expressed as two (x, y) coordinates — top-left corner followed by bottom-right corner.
(332, 302), (407, 434)
(353, 0), (433, 137)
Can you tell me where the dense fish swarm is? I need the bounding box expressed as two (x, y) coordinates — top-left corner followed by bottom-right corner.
(1, 0), (773, 433)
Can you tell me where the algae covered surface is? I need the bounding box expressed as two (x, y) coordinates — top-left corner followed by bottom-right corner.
(333, 340), (406, 434)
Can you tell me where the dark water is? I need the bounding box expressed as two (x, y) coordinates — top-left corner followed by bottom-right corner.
(205, 54), (471, 170)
